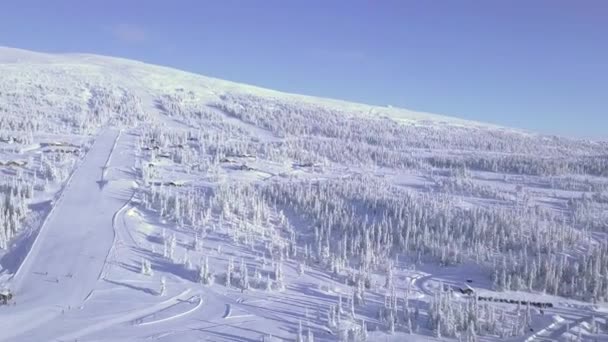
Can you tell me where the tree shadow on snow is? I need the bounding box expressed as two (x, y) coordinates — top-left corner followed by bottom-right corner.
(194, 329), (262, 342)
(104, 278), (157, 296)
(0, 202), (51, 273)
(125, 246), (197, 283)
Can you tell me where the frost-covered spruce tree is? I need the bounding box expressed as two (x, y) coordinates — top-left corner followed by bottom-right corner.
(183, 249), (191, 270)
(406, 313), (413, 334)
(307, 327), (314, 342)
(168, 233), (177, 261)
(140, 258), (153, 276)
(360, 320), (368, 341)
(163, 239), (169, 258)
(192, 233), (200, 251)
(296, 320), (304, 342)
(159, 276), (166, 296)
(225, 257), (234, 287)
(327, 305), (335, 330)
(0, 226), (7, 250)
(199, 255), (213, 285)
(465, 322), (477, 342)
(388, 307), (395, 334)
(265, 274), (272, 291)
(384, 263), (394, 290)
(274, 260), (284, 290)
(198, 258), (206, 283)
(240, 258), (249, 290)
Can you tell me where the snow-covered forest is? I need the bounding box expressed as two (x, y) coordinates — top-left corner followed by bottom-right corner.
(0, 47), (607, 341)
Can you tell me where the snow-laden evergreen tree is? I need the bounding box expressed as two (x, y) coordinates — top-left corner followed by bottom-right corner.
(385, 263), (394, 290)
(226, 257), (234, 287)
(199, 256), (213, 285)
(192, 233), (200, 251)
(274, 260), (284, 290)
(140, 258), (153, 276)
(265, 274), (272, 291)
(168, 233), (177, 261)
(182, 249), (191, 270)
(306, 326), (314, 342)
(240, 258), (249, 290)
(159, 276), (166, 296)
(296, 320), (304, 342)
(350, 293), (356, 318)
(328, 304), (337, 330)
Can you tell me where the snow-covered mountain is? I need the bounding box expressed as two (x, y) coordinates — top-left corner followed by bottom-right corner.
(0, 47), (607, 342)
(0, 46), (497, 125)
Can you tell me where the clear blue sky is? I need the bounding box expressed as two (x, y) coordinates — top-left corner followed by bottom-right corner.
(0, 1), (606, 138)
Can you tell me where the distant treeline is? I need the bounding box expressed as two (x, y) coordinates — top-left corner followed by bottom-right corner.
(476, 295), (553, 308)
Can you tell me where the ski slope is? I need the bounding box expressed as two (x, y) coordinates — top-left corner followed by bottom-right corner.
(0, 129), (134, 341)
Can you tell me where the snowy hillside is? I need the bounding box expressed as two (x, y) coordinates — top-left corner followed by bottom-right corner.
(0, 46), (607, 342)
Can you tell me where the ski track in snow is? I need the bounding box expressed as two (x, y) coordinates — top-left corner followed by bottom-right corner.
(136, 295), (203, 326)
(55, 289), (192, 342)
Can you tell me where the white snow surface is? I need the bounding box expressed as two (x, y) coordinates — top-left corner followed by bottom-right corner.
(0, 47), (607, 342)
